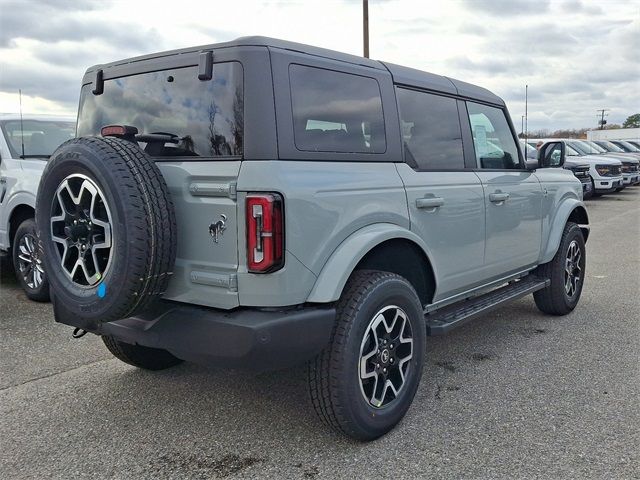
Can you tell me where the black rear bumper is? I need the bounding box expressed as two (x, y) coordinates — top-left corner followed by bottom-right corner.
(56, 301), (336, 371)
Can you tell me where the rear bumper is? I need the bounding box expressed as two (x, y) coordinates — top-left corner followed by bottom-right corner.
(57, 302), (336, 371)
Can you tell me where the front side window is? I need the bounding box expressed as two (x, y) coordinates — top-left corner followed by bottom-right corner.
(289, 64), (385, 154)
(1, 120), (75, 158)
(467, 102), (521, 169)
(77, 62), (243, 158)
(396, 88), (464, 170)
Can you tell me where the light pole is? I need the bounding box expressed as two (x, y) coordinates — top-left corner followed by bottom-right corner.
(363, 0), (369, 58)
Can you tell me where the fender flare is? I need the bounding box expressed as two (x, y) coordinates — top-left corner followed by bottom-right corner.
(541, 199), (589, 264)
(2, 192), (36, 247)
(306, 223), (437, 303)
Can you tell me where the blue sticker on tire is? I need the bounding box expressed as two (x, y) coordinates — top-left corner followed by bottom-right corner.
(97, 283), (106, 298)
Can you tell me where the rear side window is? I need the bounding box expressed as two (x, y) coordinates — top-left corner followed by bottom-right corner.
(289, 64), (385, 154)
(77, 62), (243, 158)
(396, 88), (464, 170)
(467, 102), (521, 169)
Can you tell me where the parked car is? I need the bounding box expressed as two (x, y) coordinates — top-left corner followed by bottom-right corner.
(36, 37), (589, 440)
(0, 114), (76, 300)
(571, 140), (640, 190)
(522, 140), (592, 198)
(627, 140), (640, 150)
(529, 139), (623, 195)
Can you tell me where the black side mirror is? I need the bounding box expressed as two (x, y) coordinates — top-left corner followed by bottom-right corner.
(538, 141), (565, 168)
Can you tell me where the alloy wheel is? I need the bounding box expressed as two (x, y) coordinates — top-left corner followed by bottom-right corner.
(359, 305), (414, 408)
(17, 233), (44, 289)
(50, 174), (113, 287)
(564, 240), (582, 297)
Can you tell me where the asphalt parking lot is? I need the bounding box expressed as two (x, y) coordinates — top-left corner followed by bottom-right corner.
(1, 188), (638, 480)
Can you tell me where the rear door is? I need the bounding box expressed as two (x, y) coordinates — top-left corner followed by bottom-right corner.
(76, 47), (274, 309)
(395, 88), (486, 302)
(464, 101), (543, 280)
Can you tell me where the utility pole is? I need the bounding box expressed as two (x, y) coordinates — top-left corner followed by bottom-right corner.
(597, 109), (608, 130)
(524, 84), (528, 140)
(363, 0), (369, 58)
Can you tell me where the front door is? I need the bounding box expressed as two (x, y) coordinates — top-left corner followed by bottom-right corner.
(395, 88), (485, 303)
(465, 101), (543, 280)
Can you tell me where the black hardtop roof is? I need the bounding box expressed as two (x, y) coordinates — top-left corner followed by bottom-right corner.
(85, 35), (503, 105)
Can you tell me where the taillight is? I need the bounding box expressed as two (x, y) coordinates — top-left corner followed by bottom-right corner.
(246, 193), (284, 273)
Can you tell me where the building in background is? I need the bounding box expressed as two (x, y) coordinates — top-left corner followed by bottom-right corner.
(587, 128), (640, 141)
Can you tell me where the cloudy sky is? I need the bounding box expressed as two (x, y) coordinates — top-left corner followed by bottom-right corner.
(0, 0), (638, 131)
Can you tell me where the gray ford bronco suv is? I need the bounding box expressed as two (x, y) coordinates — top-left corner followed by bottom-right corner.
(36, 37), (589, 440)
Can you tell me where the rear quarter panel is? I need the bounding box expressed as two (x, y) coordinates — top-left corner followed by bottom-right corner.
(236, 161), (409, 306)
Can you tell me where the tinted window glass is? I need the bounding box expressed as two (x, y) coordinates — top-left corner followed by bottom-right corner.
(396, 88), (464, 169)
(77, 62), (243, 157)
(467, 102), (521, 169)
(289, 64), (385, 153)
(1, 120), (75, 158)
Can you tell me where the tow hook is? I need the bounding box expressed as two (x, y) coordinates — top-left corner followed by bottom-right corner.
(72, 328), (87, 339)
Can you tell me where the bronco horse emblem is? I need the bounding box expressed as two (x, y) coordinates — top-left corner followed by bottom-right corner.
(209, 214), (227, 243)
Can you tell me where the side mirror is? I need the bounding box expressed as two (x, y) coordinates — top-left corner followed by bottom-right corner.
(525, 159), (538, 170)
(538, 141), (565, 168)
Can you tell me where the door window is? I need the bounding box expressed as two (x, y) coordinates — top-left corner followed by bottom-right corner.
(467, 102), (521, 169)
(396, 88), (464, 170)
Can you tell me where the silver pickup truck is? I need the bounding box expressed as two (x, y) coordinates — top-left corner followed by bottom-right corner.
(36, 37), (589, 440)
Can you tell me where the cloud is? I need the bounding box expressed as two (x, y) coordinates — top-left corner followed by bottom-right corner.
(0, 0), (637, 130)
(460, 0), (550, 16)
(0, 0), (160, 50)
(559, 0), (603, 15)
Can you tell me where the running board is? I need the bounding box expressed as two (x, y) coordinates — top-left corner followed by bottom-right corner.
(426, 276), (550, 336)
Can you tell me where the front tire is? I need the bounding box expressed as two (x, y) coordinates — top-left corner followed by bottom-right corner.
(308, 270), (426, 441)
(102, 336), (183, 371)
(534, 222), (586, 315)
(12, 218), (50, 302)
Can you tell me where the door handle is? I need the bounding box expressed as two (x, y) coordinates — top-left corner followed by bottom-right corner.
(416, 197), (445, 209)
(489, 192), (510, 203)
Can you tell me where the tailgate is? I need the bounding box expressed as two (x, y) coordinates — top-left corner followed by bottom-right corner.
(159, 161), (241, 309)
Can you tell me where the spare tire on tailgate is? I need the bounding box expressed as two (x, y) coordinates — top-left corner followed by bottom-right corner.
(36, 136), (177, 328)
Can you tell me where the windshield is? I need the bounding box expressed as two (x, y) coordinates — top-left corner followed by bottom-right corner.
(595, 140), (624, 152)
(567, 141), (591, 155)
(566, 144), (580, 156)
(77, 62), (243, 158)
(1, 119), (75, 158)
(614, 140), (640, 152)
(581, 141), (606, 153)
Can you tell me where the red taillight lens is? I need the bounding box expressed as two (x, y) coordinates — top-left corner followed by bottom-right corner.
(246, 193), (284, 273)
(100, 124), (138, 138)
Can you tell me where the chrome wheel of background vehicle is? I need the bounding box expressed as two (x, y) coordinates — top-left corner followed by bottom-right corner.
(359, 305), (414, 408)
(565, 240), (582, 298)
(17, 233), (44, 289)
(50, 174), (113, 287)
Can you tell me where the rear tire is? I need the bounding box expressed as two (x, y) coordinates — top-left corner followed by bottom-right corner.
(308, 270), (426, 441)
(534, 222), (586, 315)
(102, 336), (183, 371)
(12, 218), (50, 302)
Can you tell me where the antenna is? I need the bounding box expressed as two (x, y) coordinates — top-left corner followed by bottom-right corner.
(19, 89), (25, 158)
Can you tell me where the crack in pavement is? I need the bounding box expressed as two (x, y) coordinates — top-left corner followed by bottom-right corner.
(0, 358), (114, 393)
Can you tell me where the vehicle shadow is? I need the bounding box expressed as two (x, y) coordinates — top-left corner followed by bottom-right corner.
(0, 253), (17, 286)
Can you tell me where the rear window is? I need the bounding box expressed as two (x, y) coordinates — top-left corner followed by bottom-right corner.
(77, 62), (243, 158)
(289, 64), (385, 154)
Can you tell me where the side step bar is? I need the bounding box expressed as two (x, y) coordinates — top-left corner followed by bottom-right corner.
(426, 276), (550, 336)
